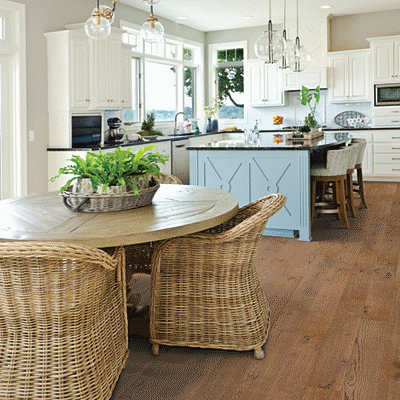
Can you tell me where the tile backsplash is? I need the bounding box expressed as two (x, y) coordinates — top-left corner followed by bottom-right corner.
(237, 90), (372, 130)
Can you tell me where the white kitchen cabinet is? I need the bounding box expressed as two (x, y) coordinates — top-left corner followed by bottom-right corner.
(372, 130), (400, 178)
(91, 30), (123, 109)
(367, 36), (400, 83)
(45, 30), (91, 111)
(350, 131), (373, 177)
(245, 59), (285, 107)
(327, 49), (370, 103)
(283, 67), (327, 91)
(152, 141), (172, 174)
(45, 26), (130, 112)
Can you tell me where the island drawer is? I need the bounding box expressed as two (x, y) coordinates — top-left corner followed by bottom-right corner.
(374, 144), (400, 153)
(374, 154), (400, 163)
(373, 131), (400, 142)
(374, 164), (400, 175)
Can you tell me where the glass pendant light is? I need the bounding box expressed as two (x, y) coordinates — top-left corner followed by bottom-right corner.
(277, 0), (294, 69)
(292, 0), (311, 72)
(85, 0), (118, 40)
(254, 0), (282, 63)
(140, 0), (161, 4)
(141, 4), (164, 43)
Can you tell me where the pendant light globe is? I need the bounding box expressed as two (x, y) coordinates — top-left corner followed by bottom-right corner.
(292, 39), (311, 72)
(140, 19), (164, 43)
(277, 34), (294, 69)
(254, 25), (282, 63)
(85, 15), (111, 40)
(140, 0), (161, 4)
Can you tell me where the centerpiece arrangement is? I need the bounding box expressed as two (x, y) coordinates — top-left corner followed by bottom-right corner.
(138, 112), (163, 140)
(203, 97), (223, 133)
(49, 145), (169, 212)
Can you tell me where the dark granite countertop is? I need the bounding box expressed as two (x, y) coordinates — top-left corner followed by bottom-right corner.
(47, 132), (229, 152)
(187, 132), (351, 151)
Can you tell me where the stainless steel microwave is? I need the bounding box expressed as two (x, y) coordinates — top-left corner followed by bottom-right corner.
(375, 83), (400, 106)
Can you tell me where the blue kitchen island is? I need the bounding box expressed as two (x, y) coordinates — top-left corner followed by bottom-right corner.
(188, 132), (351, 241)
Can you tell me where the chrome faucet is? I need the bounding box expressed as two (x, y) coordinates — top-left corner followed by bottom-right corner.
(174, 112), (189, 136)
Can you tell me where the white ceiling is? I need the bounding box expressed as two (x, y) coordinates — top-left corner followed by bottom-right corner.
(120, 0), (400, 32)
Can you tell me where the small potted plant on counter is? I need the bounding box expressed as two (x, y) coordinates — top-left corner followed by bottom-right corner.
(300, 85), (320, 133)
(49, 145), (169, 212)
(203, 97), (223, 133)
(138, 112), (163, 140)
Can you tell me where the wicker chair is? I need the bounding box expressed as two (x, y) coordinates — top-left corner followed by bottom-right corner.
(149, 193), (287, 359)
(0, 242), (128, 400)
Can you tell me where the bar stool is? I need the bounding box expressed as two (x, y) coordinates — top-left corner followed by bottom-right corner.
(351, 138), (368, 208)
(311, 146), (354, 229)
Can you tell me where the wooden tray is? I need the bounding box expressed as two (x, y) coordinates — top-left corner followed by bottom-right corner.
(285, 131), (324, 140)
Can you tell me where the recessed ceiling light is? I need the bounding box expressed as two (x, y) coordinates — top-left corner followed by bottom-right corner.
(321, 5), (332, 9)
(177, 16), (188, 20)
(243, 15), (252, 19)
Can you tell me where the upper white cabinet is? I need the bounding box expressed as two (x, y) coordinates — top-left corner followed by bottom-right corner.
(244, 59), (285, 107)
(45, 30), (91, 111)
(367, 36), (400, 83)
(282, 67), (327, 91)
(45, 26), (131, 112)
(327, 49), (371, 103)
(91, 31), (123, 109)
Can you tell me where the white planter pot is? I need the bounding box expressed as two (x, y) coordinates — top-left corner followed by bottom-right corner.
(73, 178), (93, 194)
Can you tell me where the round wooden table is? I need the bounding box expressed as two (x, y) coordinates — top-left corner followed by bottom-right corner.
(0, 185), (238, 247)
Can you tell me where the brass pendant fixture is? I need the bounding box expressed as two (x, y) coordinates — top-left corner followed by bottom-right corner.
(85, 0), (118, 40)
(141, 1), (164, 43)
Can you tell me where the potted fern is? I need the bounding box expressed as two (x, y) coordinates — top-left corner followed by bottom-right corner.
(50, 145), (169, 195)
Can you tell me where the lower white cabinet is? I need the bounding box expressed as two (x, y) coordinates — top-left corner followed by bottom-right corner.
(351, 131), (373, 177)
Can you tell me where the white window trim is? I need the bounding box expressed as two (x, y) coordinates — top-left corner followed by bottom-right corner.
(120, 20), (204, 132)
(0, 1), (26, 199)
(208, 41), (247, 123)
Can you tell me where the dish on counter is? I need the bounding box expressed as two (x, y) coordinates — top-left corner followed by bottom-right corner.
(334, 111), (368, 128)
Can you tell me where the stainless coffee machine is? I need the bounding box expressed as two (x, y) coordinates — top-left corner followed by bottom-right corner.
(104, 117), (124, 144)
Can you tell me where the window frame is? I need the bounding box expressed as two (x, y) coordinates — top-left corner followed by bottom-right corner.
(120, 20), (203, 133)
(208, 41), (247, 123)
(0, 1), (27, 199)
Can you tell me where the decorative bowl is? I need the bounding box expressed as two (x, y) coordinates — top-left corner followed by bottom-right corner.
(347, 117), (369, 128)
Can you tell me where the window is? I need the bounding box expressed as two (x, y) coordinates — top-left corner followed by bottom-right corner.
(184, 67), (195, 118)
(144, 60), (177, 121)
(120, 20), (203, 130)
(209, 42), (247, 120)
(0, 1), (27, 199)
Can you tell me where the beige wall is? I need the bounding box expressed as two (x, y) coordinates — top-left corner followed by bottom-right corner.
(329, 9), (400, 51)
(11, 0), (204, 196)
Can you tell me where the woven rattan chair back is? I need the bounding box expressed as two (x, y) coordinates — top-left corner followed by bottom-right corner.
(0, 241), (128, 400)
(149, 193), (286, 359)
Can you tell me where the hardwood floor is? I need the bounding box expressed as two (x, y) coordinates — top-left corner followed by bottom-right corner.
(111, 182), (400, 400)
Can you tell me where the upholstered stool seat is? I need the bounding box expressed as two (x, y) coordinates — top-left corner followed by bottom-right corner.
(311, 146), (354, 229)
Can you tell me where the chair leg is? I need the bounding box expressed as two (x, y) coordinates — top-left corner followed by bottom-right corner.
(311, 178), (316, 225)
(254, 347), (265, 359)
(346, 173), (356, 218)
(337, 179), (350, 229)
(151, 344), (160, 356)
(357, 167), (368, 209)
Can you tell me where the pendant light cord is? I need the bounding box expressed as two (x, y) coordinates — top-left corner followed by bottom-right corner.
(296, 0), (299, 37)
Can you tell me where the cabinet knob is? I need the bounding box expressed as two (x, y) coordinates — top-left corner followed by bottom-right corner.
(392, 147), (400, 150)
(392, 158), (400, 160)
(392, 137), (400, 139)
(391, 121), (400, 123)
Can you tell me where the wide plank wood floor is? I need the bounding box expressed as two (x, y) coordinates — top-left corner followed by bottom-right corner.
(111, 181), (400, 400)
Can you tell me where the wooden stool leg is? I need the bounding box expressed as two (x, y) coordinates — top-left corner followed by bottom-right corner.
(321, 182), (326, 202)
(346, 173), (356, 218)
(311, 178), (316, 225)
(357, 167), (368, 209)
(337, 179), (350, 229)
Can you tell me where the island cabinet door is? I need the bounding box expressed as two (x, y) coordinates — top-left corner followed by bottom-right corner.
(196, 151), (251, 206)
(250, 151), (309, 230)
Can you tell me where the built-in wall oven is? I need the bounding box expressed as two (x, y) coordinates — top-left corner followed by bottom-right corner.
(374, 83), (400, 106)
(71, 115), (102, 148)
